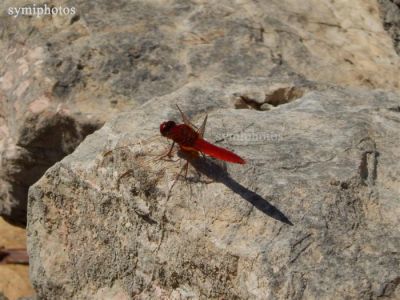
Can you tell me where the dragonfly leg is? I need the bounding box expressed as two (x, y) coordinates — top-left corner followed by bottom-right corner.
(102, 137), (160, 160)
(192, 166), (214, 184)
(101, 145), (133, 167)
(166, 141), (175, 157)
(166, 160), (188, 201)
(116, 169), (134, 188)
(184, 160), (189, 179)
(156, 141), (178, 161)
(194, 152), (215, 184)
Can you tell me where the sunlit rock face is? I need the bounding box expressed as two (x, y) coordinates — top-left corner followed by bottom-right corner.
(1, 0), (399, 298)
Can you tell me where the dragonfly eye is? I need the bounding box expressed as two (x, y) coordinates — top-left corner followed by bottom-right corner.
(160, 121), (176, 136)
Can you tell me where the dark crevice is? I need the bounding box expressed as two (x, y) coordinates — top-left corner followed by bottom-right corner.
(2, 113), (103, 227)
(234, 95), (263, 110)
(388, 106), (400, 112)
(234, 86), (305, 111)
(264, 86), (304, 107)
(377, 0), (400, 55)
(70, 14), (80, 25)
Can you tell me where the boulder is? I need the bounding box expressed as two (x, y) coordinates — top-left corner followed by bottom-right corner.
(0, 0), (395, 298)
(28, 85), (400, 298)
(2, 0), (400, 225)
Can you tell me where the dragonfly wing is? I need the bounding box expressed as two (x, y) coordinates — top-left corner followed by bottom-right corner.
(176, 104), (200, 131)
(176, 104), (191, 126)
(198, 114), (208, 138)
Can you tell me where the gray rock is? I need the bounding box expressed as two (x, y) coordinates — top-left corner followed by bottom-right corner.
(378, 0), (400, 55)
(2, 0), (400, 225)
(0, 0), (397, 298)
(0, 0), (187, 225)
(0, 292), (9, 300)
(28, 86), (400, 299)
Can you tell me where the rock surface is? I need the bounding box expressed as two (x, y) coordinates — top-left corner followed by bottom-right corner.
(28, 85), (400, 299)
(2, 0), (400, 226)
(378, 0), (400, 55)
(2, 0), (396, 298)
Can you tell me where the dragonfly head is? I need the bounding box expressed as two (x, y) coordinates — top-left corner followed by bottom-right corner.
(160, 121), (176, 137)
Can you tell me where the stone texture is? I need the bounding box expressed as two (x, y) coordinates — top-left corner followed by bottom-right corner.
(0, 0), (396, 298)
(378, 0), (400, 55)
(28, 85), (400, 299)
(2, 0), (400, 225)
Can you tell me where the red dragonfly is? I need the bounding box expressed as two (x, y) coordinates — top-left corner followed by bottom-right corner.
(160, 105), (246, 165)
(102, 105), (245, 198)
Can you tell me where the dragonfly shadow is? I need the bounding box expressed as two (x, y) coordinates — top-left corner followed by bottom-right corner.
(183, 154), (293, 226)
